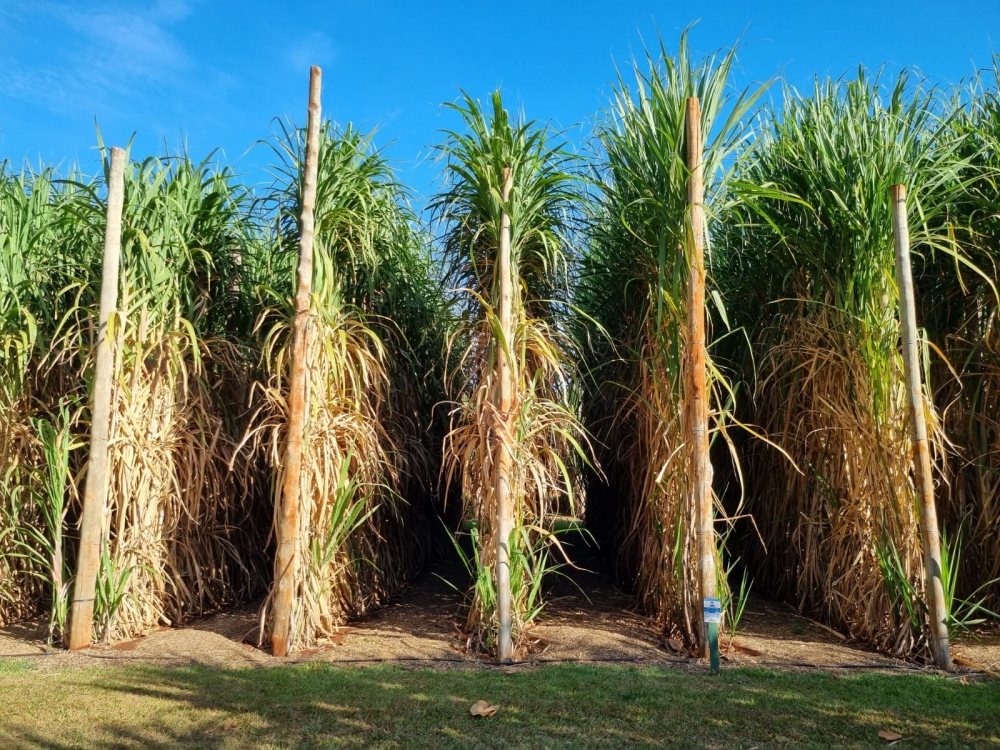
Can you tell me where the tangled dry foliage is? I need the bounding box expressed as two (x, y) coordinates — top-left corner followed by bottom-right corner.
(938, 314), (1000, 609)
(743, 305), (936, 654)
(0, 377), (46, 626)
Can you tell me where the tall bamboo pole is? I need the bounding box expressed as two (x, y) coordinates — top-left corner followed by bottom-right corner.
(685, 97), (717, 661)
(890, 183), (952, 671)
(67, 146), (126, 650)
(496, 166), (515, 663)
(272, 66), (322, 658)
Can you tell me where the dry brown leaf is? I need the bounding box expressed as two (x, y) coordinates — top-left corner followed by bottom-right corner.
(953, 654), (1000, 679)
(877, 730), (903, 742)
(469, 700), (500, 717)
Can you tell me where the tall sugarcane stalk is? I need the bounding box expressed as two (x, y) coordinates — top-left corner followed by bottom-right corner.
(496, 166), (515, 663)
(272, 66), (322, 657)
(890, 183), (952, 670)
(685, 97), (716, 660)
(67, 146), (125, 651)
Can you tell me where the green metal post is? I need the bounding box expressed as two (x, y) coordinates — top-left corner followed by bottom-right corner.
(708, 621), (720, 672)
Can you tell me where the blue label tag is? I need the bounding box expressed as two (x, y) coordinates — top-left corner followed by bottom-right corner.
(703, 597), (723, 623)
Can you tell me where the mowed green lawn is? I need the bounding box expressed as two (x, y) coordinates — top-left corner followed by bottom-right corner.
(0, 660), (997, 748)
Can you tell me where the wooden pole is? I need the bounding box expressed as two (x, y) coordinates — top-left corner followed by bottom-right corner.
(271, 66), (322, 658)
(496, 166), (515, 663)
(685, 97), (718, 665)
(890, 183), (952, 671)
(67, 146), (126, 650)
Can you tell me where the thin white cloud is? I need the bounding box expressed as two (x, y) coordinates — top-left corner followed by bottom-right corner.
(286, 31), (338, 72)
(152, 0), (193, 22)
(0, 0), (196, 115)
(61, 8), (190, 79)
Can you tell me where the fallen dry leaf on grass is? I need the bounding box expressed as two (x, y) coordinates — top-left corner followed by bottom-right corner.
(469, 700), (500, 717)
(878, 730), (903, 743)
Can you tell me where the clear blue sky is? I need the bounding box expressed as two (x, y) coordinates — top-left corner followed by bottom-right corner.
(2, 0), (997, 207)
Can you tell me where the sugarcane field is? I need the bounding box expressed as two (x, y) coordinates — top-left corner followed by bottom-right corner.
(2, 4), (1000, 748)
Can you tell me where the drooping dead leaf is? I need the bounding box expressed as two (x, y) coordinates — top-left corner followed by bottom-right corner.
(469, 700), (500, 717)
(878, 730), (903, 743)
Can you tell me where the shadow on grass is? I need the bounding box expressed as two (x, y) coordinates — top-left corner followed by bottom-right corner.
(3, 664), (998, 748)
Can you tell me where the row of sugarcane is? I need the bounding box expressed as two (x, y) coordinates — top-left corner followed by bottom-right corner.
(2, 33), (1000, 666)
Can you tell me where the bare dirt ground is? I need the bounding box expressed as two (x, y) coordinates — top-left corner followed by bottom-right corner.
(2, 539), (998, 679)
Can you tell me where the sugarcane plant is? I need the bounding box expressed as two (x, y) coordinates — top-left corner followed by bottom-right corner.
(0, 163), (59, 628)
(79, 145), (268, 642)
(922, 65), (1000, 614)
(247, 121), (444, 652)
(719, 70), (972, 656)
(0, 163), (100, 636)
(579, 32), (765, 649)
(432, 90), (592, 657)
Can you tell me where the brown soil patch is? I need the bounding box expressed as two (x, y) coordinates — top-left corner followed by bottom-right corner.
(2, 542), (997, 679)
(953, 625), (1000, 676)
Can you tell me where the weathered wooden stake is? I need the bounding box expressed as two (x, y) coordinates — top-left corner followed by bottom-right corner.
(272, 66), (322, 658)
(685, 97), (718, 664)
(890, 183), (952, 671)
(496, 166), (515, 663)
(67, 146), (126, 650)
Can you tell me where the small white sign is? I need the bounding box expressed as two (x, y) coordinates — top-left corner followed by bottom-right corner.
(703, 597), (723, 623)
